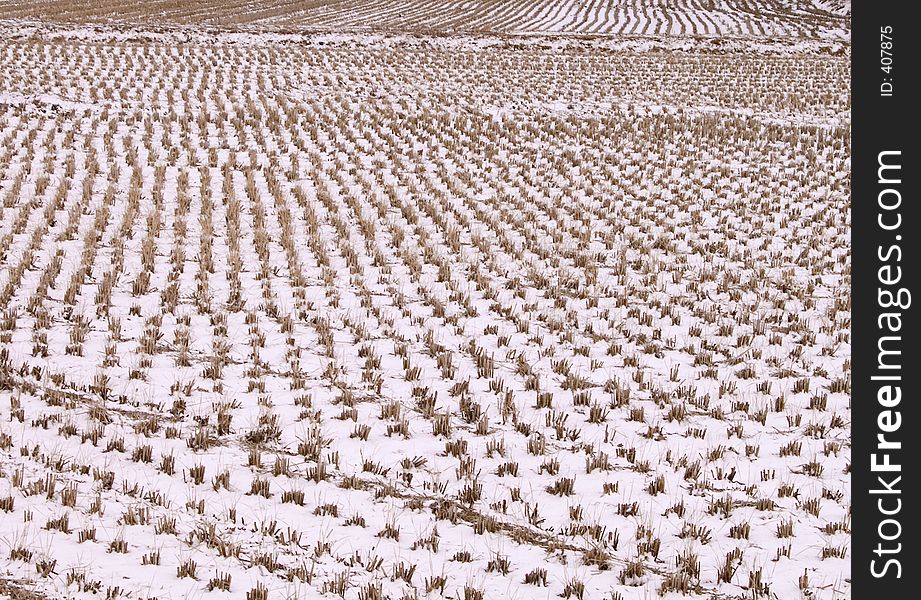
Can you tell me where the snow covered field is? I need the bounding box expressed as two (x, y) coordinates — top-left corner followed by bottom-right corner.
(1, 4), (848, 600)
(0, 0), (849, 38)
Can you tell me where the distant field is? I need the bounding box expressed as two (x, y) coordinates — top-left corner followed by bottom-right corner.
(0, 26), (850, 599)
(0, 0), (849, 37)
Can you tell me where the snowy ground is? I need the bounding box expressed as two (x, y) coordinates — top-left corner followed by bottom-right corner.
(0, 12), (849, 600)
(0, 0), (850, 38)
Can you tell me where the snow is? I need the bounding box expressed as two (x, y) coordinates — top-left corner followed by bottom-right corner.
(0, 10), (849, 600)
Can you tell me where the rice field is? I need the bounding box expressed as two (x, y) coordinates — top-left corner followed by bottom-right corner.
(0, 4), (850, 600)
(0, 0), (849, 37)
